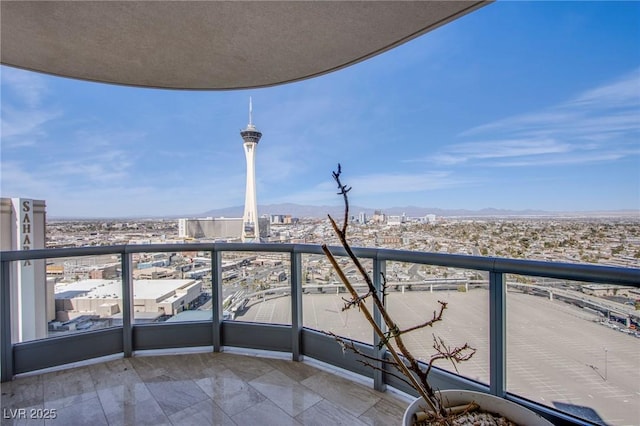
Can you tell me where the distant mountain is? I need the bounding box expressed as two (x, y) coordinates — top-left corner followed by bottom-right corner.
(195, 203), (638, 219)
(199, 203), (353, 219)
(47, 203), (640, 222)
(49, 203), (638, 221)
(198, 206), (244, 218)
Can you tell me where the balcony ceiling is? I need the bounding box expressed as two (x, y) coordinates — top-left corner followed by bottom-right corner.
(0, 1), (490, 90)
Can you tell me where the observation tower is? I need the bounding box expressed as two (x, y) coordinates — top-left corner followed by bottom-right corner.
(240, 98), (262, 242)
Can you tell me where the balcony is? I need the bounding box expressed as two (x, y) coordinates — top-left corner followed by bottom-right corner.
(1, 243), (639, 425)
(1, 349), (409, 425)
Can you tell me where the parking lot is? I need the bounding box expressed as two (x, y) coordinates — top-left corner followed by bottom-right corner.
(236, 288), (640, 425)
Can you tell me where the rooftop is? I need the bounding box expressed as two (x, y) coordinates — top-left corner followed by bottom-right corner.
(55, 279), (198, 301)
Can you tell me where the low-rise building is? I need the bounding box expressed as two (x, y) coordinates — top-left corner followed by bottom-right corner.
(133, 266), (177, 280)
(54, 278), (202, 321)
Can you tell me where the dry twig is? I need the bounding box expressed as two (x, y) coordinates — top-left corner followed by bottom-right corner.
(322, 164), (477, 423)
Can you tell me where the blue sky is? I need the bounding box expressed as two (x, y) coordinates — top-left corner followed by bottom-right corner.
(1, 1), (639, 218)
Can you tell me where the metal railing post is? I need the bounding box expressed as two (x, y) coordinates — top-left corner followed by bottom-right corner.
(1, 260), (13, 382)
(373, 255), (387, 392)
(121, 251), (134, 357)
(291, 249), (303, 361)
(212, 249), (223, 352)
(489, 271), (506, 396)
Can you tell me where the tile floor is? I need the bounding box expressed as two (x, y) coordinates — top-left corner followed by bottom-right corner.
(1, 350), (411, 425)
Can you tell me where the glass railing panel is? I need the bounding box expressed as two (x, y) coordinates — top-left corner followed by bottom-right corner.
(384, 262), (490, 385)
(505, 276), (640, 426)
(301, 253), (374, 344)
(223, 251), (291, 325)
(7, 254), (124, 342)
(132, 250), (212, 324)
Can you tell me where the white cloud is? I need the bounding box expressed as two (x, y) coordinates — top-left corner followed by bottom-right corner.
(1, 162), (46, 198)
(1, 67), (49, 107)
(1, 68), (61, 148)
(1, 159), (248, 217)
(491, 151), (635, 167)
(270, 171), (470, 206)
(44, 130), (149, 184)
(431, 69), (640, 167)
(567, 68), (640, 110)
(257, 144), (304, 183)
(0, 105), (61, 143)
(51, 151), (133, 183)
(348, 171), (466, 194)
(428, 139), (572, 165)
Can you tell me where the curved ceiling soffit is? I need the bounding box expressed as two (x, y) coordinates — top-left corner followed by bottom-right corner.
(0, 1), (491, 90)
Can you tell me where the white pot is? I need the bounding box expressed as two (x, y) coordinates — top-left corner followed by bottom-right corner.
(402, 390), (553, 425)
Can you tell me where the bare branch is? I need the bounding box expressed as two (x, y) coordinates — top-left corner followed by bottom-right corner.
(330, 163), (351, 236)
(380, 272), (389, 300)
(356, 359), (416, 390)
(398, 301), (447, 335)
(323, 165), (479, 421)
(330, 335), (399, 366)
(326, 332), (418, 386)
(426, 335), (477, 376)
(341, 291), (372, 311)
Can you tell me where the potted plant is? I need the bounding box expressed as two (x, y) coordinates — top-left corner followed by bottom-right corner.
(322, 165), (552, 425)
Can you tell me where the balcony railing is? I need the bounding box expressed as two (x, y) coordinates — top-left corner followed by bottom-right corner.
(1, 243), (639, 425)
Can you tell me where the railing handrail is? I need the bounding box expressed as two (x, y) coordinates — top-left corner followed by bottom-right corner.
(2, 242), (639, 424)
(1, 243), (638, 287)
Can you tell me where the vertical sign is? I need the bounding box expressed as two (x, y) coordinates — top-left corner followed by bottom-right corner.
(17, 199), (33, 260)
(12, 198), (35, 341)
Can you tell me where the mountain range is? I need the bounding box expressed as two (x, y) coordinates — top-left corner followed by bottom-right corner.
(196, 203), (638, 219)
(49, 203), (638, 220)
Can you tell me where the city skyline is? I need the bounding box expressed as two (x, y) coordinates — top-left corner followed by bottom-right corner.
(1, 1), (639, 218)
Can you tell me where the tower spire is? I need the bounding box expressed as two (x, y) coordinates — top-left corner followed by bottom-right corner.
(240, 98), (262, 242)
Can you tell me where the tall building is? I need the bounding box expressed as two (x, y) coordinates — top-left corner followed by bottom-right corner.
(240, 98), (262, 242)
(358, 211), (367, 224)
(372, 210), (385, 224)
(0, 198), (53, 341)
